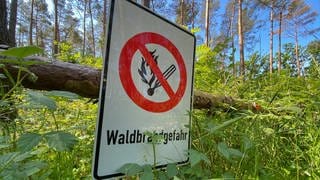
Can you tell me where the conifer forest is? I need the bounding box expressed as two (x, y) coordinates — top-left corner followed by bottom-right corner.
(1, 0), (320, 179)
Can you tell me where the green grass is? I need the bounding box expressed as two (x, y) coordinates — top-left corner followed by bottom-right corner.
(1, 46), (320, 179)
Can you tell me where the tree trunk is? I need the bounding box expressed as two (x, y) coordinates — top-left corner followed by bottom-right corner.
(18, 25), (22, 46)
(1, 56), (261, 112)
(9, 0), (18, 47)
(278, 11), (282, 73)
(53, 0), (59, 55)
(0, 0), (10, 45)
(29, 0), (34, 45)
(269, 1), (274, 75)
(294, 27), (301, 77)
(230, 0), (236, 76)
(143, 0), (150, 8)
(205, 0), (210, 47)
(39, 30), (45, 49)
(88, 0), (95, 57)
(4, 56), (100, 98)
(238, 0), (245, 76)
(103, 0), (107, 39)
(180, 0), (184, 25)
(82, 0), (87, 57)
(191, 0), (195, 29)
(35, 6), (39, 47)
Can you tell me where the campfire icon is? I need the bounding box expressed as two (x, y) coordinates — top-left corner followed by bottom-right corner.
(138, 49), (176, 96)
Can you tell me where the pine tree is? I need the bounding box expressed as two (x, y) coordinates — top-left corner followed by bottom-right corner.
(29, 0), (35, 45)
(238, 0), (245, 76)
(88, 0), (95, 57)
(53, 0), (60, 55)
(9, 0), (18, 47)
(286, 0), (319, 77)
(0, 0), (17, 46)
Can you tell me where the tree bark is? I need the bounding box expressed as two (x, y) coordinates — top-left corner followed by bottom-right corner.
(35, 5), (39, 47)
(205, 0), (210, 47)
(88, 0), (95, 57)
(230, 0), (236, 76)
(4, 56), (100, 98)
(0, 0), (10, 45)
(53, 0), (59, 55)
(294, 27), (301, 77)
(143, 0), (150, 8)
(278, 11), (282, 73)
(1, 56), (262, 112)
(191, 0), (195, 29)
(29, 0), (34, 45)
(9, 0), (18, 47)
(103, 0), (107, 40)
(238, 0), (245, 76)
(82, 0), (87, 57)
(180, 0), (184, 25)
(269, 0), (274, 75)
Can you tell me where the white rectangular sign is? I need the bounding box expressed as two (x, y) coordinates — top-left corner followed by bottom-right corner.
(93, 0), (195, 179)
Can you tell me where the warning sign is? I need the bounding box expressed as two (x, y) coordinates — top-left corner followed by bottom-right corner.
(119, 32), (187, 112)
(93, 0), (195, 179)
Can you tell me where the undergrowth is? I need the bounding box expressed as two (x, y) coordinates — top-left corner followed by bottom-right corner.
(1, 46), (319, 179)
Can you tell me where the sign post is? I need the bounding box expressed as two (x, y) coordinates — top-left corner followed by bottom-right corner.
(93, 0), (195, 179)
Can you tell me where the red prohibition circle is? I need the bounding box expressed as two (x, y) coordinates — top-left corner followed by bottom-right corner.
(119, 32), (187, 113)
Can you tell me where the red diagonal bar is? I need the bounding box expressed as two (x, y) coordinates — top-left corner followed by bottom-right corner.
(138, 44), (175, 98)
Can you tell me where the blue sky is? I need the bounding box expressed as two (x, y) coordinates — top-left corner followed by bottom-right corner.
(215, 0), (320, 57)
(45, 0), (320, 57)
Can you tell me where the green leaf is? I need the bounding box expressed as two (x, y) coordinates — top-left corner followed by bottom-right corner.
(30, 147), (47, 155)
(223, 171), (235, 179)
(0, 46), (43, 58)
(0, 136), (9, 143)
(229, 148), (244, 158)
(141, 165), (154, 180)
(22, 161), (47, 176)
(27, 90), (57, 111)
(144, 131), (164, 144)
(158, 171), (168, 180)
(189, 149), (210, 167)
(263, 128), (275, 136)
(217, 142), (230, 160)
(241, 136), (253, 151)
(0, 144), (10, 149)
(44, 131), (78, 152)
(13, 152), (34, 162)
(166, 163), (178, 178)
(218, 142), (244, 160)
(44, 90), (79, 99)
(0, 100), (10, 107)
(33, 169), (52, 180)
(0, 168), (27, 180)
(279, 106), (302, 114)
(208, 116), (243, 133)
(117, 163), (143, 176)
(17, 133), (42, 152)
(0, 152), (19, 168)
(283, 115), (293, 120)
(140, 171), (154, 180)
(0, 73), (6, 79)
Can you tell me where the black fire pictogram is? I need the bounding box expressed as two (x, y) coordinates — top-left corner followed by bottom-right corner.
(138, 49), (176, 96)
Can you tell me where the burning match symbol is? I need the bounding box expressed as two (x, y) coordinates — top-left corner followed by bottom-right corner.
(138, 49), (176, 96)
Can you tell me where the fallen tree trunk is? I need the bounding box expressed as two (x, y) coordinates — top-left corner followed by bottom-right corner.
(2, 56), (259, 111)
(6, 56), (101, 98)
